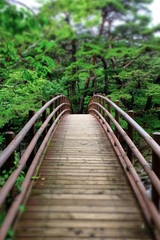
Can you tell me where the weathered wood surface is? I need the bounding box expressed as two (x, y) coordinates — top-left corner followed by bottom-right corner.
(15, 114), (153, 240)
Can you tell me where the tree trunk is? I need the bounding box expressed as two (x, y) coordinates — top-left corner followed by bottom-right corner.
(101, 57), (108, 95)
(145, 96), (152, 111)
(71, 40), (77, 96)
(108, 21), (121, 85)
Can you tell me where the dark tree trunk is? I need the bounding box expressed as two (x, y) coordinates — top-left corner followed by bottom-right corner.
(101, 57), (108, 95)
(145, 96), (152, 111)
(71, 40), (77, 96)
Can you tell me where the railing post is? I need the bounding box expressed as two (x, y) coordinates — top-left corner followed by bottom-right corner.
(99, 95), (102, 117)
(59, 96), (61, 114)
(95, 95), (98, 112)
(93, 95), (96, 112)
(115, 101), (119, 139)
(57, 94), (60, 116)
(42, 100), (47, 137)
(152, 132), (160, 211)
(108, 96), (111, 126)
(98, 94), (101, 117)
(49, 95), (54, 127)
(61, 96), (64, 113)
(102, 94), (105, 120)
(64, 97), (67, 111)
(4, 132), (16, 208)
(27, 110), (36, 167)
(4, 132), (15, 171)
(127, 110), (134, 163)
(55, 95), (58, 120)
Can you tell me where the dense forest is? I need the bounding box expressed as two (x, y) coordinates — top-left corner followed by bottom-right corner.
(0, 0), (160, 147)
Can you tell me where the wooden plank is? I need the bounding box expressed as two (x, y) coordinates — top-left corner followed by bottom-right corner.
(33, 175), (126, 181)
(15, 227), (150, 238)
(25, 205), (139, 213)
(36, 172), (127, 176)
(40, 166), (123, 170)
(41, 162), (121, 166)
(15, 238), (152, 240)
(36, 175), (126, 181)
(32, 188), (133, 195)
(33, 184), (132, 190)
(27, 199), (137, 206)
(29, 193), (134, 200)
(17, 219), (143, 228)
(21, 212), (143, 221)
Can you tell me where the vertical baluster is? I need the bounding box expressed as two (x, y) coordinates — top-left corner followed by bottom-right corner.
(42, 100), (47, 137)
(4, 132), (15, 171)
(102, 94), (105, 121)
(108, 96), (111, 126)
(93, 95), (95, 112)
(95, 95), (97, 112)
(127, 110), (134, 163)
(115, 100), (119, 139)
(99, 95), (102, 117)
(5, 132), (15, 208)
(55, 95), (58, 120)
(27, 110), (36, 167)
(64, 97), (67, 112)
(98, 94), (100, 117)
(49, 95), (53, 128)
(57, 95), (60, 116)
(152, 132), (160, 211)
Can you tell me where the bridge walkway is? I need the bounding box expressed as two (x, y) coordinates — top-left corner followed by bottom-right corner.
(15, 114), (153, 239)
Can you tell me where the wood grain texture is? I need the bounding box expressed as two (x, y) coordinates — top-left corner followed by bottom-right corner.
(15, 114), (153, 239)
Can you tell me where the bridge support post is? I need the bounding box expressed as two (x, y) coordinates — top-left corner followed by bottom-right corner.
(102, 94), (105, 123)
(4, 132), (15, 171)
(115, 100), (119, 139)
(127, 110), (134, 163)
(4, 132), (16, 209)
(49, 95), (54, 127)
(93, 95), (96, 112)
(27, 110), (36, 168)
(42, 100), (47, 137)
(152, 132), (160, 211)
(98, 94), (101, 118)
(96, 95), (98, 112)
(55, 95), (58, 120)
(107, 96), (111, 126)
(57, 94), (61, 117)
(64, 97), (67, 111)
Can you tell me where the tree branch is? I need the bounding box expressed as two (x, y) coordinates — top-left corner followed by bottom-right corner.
(0, 80), (26, 89)
(122, 53), (141, 69)
(22, 41), (39, 55)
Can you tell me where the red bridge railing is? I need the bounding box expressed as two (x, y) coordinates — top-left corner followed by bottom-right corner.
(88, 94), (160, 239)
(0, 94), (71, 240)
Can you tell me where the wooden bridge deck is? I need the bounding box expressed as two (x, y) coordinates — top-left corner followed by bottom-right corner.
(15, 114), (153, 240)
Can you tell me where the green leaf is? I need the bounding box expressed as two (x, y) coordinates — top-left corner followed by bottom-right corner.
(19, 205), (25, 213)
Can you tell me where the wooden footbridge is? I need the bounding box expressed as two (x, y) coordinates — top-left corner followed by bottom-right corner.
(0, 94), (160, 240)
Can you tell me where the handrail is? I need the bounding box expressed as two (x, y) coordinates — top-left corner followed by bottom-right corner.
(0, 94), (71, 240)
(89, 102), (160, 195)
(94, 94), (160, 158)
(88, 94), (160, 239)
(0, 95), (68, 168)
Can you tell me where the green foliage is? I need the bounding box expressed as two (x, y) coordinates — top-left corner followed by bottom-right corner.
(19, 205), (25, 213)
(31, 176), (40, 180)
(0, 0), (160, 144)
